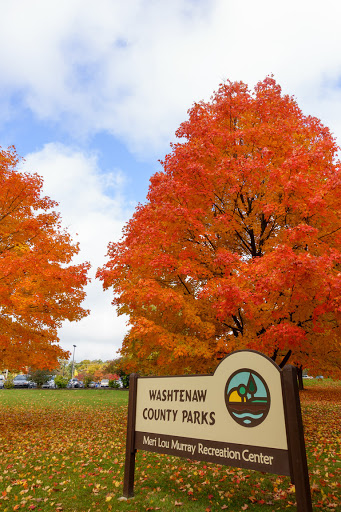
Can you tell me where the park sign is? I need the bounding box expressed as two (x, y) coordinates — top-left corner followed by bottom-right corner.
(123, 350), (312, 511)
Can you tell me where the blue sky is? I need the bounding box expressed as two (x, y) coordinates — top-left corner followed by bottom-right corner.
(1, 0), (341, 363)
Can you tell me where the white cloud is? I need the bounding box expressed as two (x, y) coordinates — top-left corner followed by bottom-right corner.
(2, 0), (341, 158)
(22, 143), (131, 361)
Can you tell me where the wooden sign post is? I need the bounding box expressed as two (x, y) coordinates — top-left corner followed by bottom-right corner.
(123, 350), (312, 512)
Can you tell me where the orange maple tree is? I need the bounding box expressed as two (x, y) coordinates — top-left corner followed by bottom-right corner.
(0, 146), (90, 371)
(97, 77), (341, 377)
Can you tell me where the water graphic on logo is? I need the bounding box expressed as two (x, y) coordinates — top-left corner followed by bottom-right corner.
(225, 369), (270, 427)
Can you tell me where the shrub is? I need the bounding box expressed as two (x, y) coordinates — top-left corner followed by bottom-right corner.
(82, 375), (94, 388)
(54, 375), (68, 388)
(4, 376), (14, 389)
(29, 369), (53, 388)
(109, 379), (120, 389)
(120, 375), (129, 388)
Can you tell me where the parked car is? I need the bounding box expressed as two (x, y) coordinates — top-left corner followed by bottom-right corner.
(100, 379), (109, 388)
(302, 375), (313, 379)
(316, 375), (324, 379)
(67, 378), (82, 388)
(88, 381), (97, 388)
(42, 376), (56, 389)
(0, 375), (5, 388)
(13, 375), (30, 388)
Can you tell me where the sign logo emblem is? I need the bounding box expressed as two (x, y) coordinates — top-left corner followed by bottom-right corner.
(225, 369), (270, 427)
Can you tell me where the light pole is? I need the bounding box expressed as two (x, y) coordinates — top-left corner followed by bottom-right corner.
(71, 345), (76, 385)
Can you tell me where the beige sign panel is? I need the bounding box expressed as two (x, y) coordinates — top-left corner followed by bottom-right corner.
(135, 351), (287, 450)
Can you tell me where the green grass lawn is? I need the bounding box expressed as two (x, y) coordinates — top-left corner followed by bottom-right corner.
(302, 377), (341, 388)
(0, 387), (339, 511)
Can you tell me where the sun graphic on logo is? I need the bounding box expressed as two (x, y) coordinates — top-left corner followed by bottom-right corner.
(225, 369), (271, 427)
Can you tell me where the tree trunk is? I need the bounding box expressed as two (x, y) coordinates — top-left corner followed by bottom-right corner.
(279, 350), (292, 368)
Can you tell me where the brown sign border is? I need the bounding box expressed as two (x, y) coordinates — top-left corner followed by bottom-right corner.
(123, 350), (312, 512)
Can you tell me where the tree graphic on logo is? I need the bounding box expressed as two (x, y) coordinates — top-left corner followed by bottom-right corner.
(225, 370), (270, 427)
